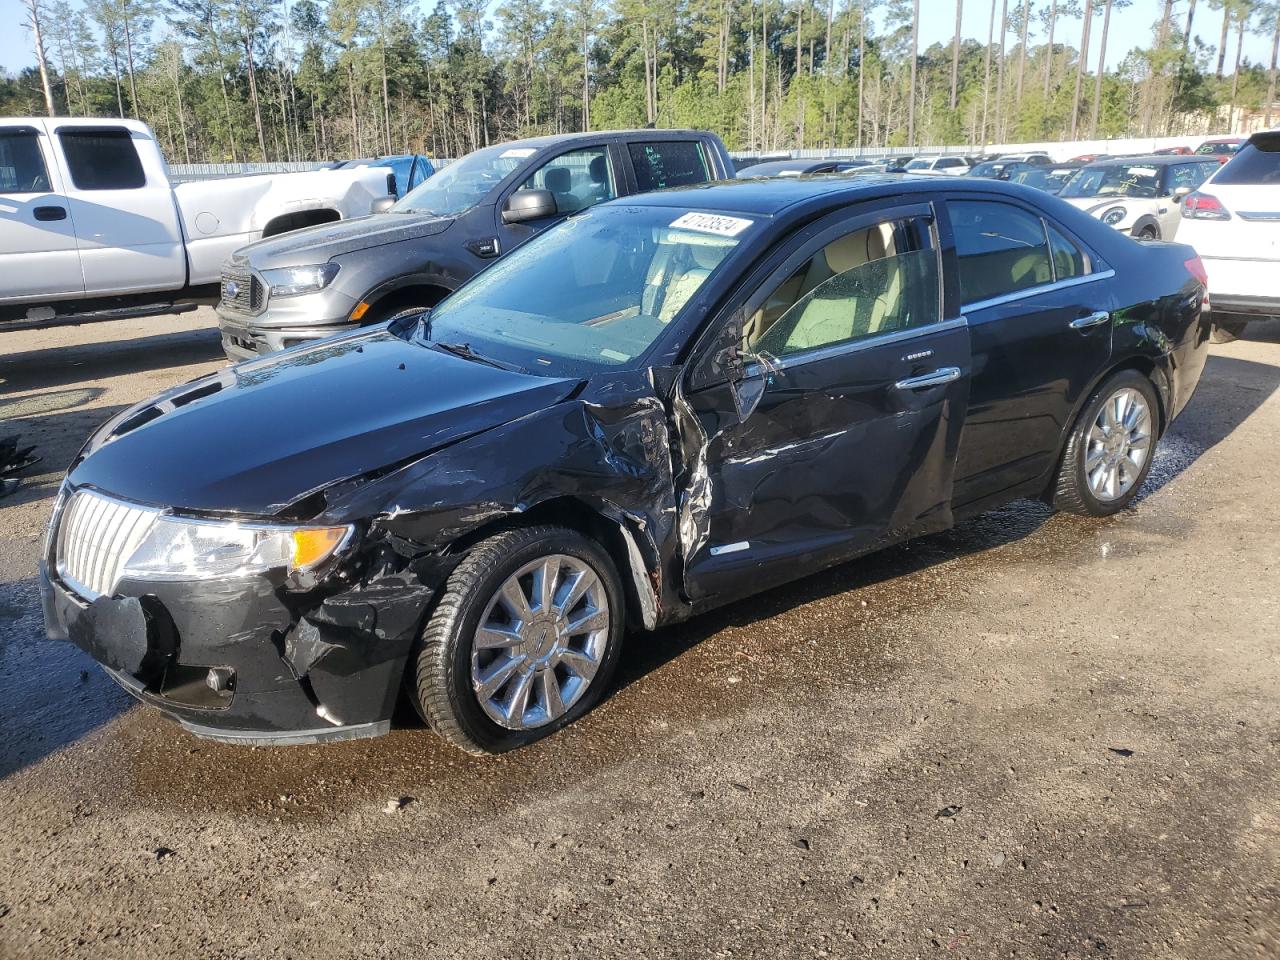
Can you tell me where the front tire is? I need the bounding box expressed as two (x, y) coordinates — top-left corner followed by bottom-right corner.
(410, 525), (625, 755)
(1052, 371), (1160, 517)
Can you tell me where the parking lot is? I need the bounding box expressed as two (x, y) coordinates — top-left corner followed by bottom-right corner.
(0, 310), (1277, 958)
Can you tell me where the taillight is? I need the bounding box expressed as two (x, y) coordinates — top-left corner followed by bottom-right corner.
(1184, 255), (1209, 287)
(1182, 191), (1231, 220)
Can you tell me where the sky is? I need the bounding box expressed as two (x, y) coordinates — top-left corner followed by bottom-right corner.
(2, 0), (1275, 85)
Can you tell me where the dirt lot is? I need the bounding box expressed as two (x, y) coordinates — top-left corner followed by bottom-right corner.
(0, 310), (1276, 959)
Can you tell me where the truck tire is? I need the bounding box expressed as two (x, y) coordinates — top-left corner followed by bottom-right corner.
(410, 524), (625, 755)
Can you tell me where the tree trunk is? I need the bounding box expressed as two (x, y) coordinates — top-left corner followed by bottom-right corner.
(1229, 5), (1245, 127)
(347, 58), (359, 155)
(1043, 0), (1058, 101)
(908, 0), (919, 144)
(951, 0), (962, 109)
(1183, 0), (1197, 50)
(1070, 0), (1093, 139)
(995, 0), (1008, 141)
(123, 15), (140, 119)
(1266, 13), (1278, 128)
(381, 40), (393, 153)
(243, 32), (268, 160)
(1090, 0), (1112, 137)
(857, 0), (865, 148)
(1216, 3), (1229, 77)
(111, 49), (124, 117)
(582, 17), (591, 128)
(23, 0), (57, 116)
(1016, 0), (1029, 100)
(982, 0), (995, 143)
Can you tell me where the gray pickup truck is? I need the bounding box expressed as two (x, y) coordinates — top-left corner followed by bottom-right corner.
(217, 129), (736, 360)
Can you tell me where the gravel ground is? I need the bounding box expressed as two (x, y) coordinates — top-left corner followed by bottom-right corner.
(0, 310), (1276, 959)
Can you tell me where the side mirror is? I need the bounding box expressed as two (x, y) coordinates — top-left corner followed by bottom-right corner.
(370, 196), (396, 215)
(502, 189), (558, 224)
(688, 313), (766, 422)
(1172, 186), (1192, 202)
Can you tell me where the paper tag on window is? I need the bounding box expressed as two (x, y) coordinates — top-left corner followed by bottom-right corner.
(500, 148), (536, 159)
(669, 212), (753, 237)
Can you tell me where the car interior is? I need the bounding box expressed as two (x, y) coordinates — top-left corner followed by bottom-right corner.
(742, 219), (938, 358)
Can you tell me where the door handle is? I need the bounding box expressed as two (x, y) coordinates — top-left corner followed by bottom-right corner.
(33, 205), (67, 222)
(1070, 310), (1110, 329)
(894, 366), (962, 390)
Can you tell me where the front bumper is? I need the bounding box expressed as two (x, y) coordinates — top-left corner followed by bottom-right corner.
(219, 314), (358, 360)
(39, 559), (423, 746)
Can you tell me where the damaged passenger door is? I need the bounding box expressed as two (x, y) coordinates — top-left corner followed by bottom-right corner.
(678, 203), (972, 602)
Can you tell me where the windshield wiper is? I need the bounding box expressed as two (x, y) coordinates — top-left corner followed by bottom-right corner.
(429, 340), (521, 372)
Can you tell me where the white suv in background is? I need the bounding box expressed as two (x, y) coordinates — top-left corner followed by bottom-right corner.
(1177, 131), (1280, 342)
(903, 156), (972, 175)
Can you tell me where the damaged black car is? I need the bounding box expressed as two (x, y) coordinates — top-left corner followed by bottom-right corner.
(41, 176), (1210, 754)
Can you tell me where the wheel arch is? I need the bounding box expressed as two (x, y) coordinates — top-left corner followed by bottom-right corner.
(1041, 354), (1170, 502)
(445, 496), (660, 633)
(260, 208), (342, 238)
(1129, 214), (1161, 240)
(358, 280), (453, 324)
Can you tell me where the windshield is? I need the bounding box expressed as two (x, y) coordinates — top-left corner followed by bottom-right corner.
(417, 206), (750, 377)
(1059, 163), (1163, 199)
(904, 159), (934, 170)
(1214, 139), (1280, 185)
(392, 143), (532, 217)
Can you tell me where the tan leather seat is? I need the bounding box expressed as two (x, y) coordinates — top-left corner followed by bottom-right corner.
(777, 225), (903, 354)
(643, 242), (723, 323)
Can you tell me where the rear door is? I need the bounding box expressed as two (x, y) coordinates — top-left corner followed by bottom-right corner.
(52, 124), (187, 296)
(941, 197), (1114, 509)
(680, 202), (972, 601)
(0, 122), (83, 302)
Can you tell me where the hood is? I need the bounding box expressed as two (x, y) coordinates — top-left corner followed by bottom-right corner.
(238, 212), (456, 268)
(69, 329), (578, 517)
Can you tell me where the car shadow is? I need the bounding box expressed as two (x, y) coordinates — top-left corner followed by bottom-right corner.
(0, 326), (223, 396)
(0, 577), (133, 781)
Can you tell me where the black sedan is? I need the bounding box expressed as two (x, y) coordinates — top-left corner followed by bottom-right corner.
(42, 177), (1210, 754)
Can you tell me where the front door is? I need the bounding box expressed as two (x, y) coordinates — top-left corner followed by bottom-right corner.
(0, 124), (83, 302)
(680, 203), (972, 602)
(494, 142), (621, 257)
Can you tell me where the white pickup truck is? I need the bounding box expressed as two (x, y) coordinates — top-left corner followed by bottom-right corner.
(0, 118), (394, 329)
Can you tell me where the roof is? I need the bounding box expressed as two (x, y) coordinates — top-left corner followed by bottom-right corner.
(1083, 154), (1209, 167)
(606, 172), (1046, 218)
(479, 129), (715, 152)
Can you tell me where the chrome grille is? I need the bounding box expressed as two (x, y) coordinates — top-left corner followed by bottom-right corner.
(55, 490), (159, 600)
(220, 267), (264, 314)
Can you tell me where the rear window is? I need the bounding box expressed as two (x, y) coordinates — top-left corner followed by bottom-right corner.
(949, 200), (1053, 305)
(1213, 140), (1280, 185)
(629, 141), (710, 191)
(58, 128), (146, 190)
(0, 129), (50, 193)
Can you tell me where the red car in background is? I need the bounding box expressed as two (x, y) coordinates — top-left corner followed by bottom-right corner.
(1154, 146), (1193, 155)
(1196, 137), (1245, 163)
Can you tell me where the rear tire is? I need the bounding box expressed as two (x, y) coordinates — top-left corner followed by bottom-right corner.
(1210, 319), (1248, 344)
(1134, 225), (1159, 241)
(1052, 371), (1160, 517)
(410, 524), (625, 755)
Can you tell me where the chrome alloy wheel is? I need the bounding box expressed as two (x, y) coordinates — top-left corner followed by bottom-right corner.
(470, 554), (610, 730)
(1085, 387), (1152, 502)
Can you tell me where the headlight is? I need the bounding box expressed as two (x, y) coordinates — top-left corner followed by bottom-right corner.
(261, 262), (340, 298)
(1100, 207), (1126, 226)
(122, 516), (353, 583)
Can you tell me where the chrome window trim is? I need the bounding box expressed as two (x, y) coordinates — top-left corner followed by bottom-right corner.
(960, 269), (1116, 315)
(747, 316), (968, 374)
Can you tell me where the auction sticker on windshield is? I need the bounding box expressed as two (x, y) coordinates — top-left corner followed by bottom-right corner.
(669, 212), (754, 236)
(501, 148), (537, 159)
